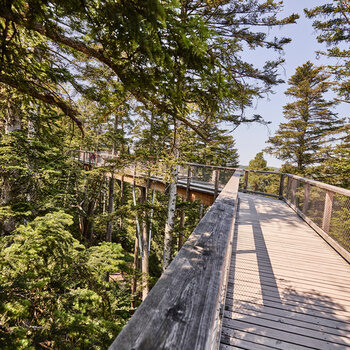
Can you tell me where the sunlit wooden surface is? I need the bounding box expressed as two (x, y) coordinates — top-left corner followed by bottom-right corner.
(221, 193), (350, 350)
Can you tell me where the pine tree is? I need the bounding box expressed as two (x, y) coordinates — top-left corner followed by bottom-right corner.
(305, 1), (350, 102)
(265, 61), (344, 173)
(246, 152), (280, 194)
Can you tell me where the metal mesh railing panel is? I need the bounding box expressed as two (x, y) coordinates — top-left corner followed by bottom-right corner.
(245, 172), (281, 196)
(329, 194), (350, 252)
(219, 170), (236, 188)
(190, 166), (215, 185)
(301, 184), (325, 228)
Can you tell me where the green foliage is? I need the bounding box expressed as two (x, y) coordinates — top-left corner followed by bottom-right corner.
(265, 61), (344, 173)
(305, 1), (350, 100)
(0, 211), (131, 349)
(246, 152), (280, 195)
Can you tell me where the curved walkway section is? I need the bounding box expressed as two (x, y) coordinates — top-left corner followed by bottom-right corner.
(221, 193), (350, 350)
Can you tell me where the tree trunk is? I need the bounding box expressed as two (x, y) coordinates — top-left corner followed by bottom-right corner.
(179, 209), (185, 250)
(106, 113), (119, 240)
(131, 236), (139, 309)
(163, 178), (177, 271)
(178, 167), (191, 250)
(1, 98), (22, 235)
(119, 175), (124, 229)
(140, 186), (149, 300)
(106, 174), (115, 242)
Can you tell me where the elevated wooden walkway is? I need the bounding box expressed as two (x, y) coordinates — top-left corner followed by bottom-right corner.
(108, 169), (350, 349)
(221, 193), (350, 349)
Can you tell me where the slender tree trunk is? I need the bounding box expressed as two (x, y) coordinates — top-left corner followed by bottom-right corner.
(179, 209), (185, 250)
(163, 177), (178, 271)
(106, 174), (115, 242)
(102, 176), (107, 214)
(131, 235), (139, 309)
(106, 113), (119, 240)
(1, 99), (22, 235)
(140, 186), (149, 300)
(178, 167), (191, 249)
(199, 203), (204, 219)
(163, 122), (180, 271)
(119, 175), (124, 229)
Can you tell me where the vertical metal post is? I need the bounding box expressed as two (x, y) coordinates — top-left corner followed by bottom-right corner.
(291, 179), (297, 206)
(322, 190), (334, 233)
(302, 183), (310, 214)
(214, 169), (220, 200)
(279, 174), (285, 199)
(243, 170), (249, 192)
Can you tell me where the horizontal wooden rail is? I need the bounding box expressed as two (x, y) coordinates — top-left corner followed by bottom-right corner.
(109, 170), (242, 350)
(185, 162), (240, 172)
(286, 173), (350, 197)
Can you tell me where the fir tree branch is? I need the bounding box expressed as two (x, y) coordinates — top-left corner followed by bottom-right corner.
(0, 73), (84, 135)
(0, 9), (209, 141)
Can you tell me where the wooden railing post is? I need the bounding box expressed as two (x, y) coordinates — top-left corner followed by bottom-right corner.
(279, 174), (285, 199)
(243, 170), (249, 192)
(302, 183), (310, 214)
(322, 190), (334, 233)
(291, 179), (297, 206)
(214, 169), (220, 200)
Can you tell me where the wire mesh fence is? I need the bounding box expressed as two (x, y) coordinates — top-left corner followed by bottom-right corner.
(74, 150), (350, 255)
(242, 169), (350, 256)
(241, 170), (283, 197)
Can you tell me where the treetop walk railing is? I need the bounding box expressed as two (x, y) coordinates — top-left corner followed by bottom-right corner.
(74, 150), (350, 262)
(74, 150), (350, 261)
(73, 150), (238, 202)
(109, 170), (242, 350)
(242, 169), (350, 263)
(73, 150), (350, 347)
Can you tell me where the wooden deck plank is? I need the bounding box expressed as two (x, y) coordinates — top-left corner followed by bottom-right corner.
(220, 193), (350, 350)
(224, 303), (350, 336)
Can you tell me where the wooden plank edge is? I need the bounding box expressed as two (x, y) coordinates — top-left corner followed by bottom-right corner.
(209, 182), (241, 349)
(283, 198), (350, 265)
(108, 170), (243, 350)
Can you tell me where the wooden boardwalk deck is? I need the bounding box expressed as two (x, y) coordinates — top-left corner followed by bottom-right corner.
(221, 193), (350, 350)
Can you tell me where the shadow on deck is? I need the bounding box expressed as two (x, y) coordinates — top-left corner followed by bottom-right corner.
(221, 193), (350, 350)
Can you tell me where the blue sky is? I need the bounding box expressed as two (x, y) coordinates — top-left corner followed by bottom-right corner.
(233, 0), (349, 168)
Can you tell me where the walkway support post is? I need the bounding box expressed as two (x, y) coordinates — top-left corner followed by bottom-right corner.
(279, 174), (285, 199)
(243, 170), (249, 192)
(214, 169), (220, 199)
(322, 190), (334, 233)
(302, 183), (310, 214)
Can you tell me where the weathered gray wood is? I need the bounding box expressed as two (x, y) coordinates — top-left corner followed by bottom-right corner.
(291, 178), (297, 206)
(302, 183), (310, 214)
(284, 197), (350, 264)
(240, 189), (279, 198)
(185, 162), (239, 172)
(286, 174), (350, 197)
(322, 190), (334, 233)
(278, 173), (285, 199)
(221, 193), (350, 350)
(243, 171), (248, 192)
(109, 171), (242, 350)
(214, 169), (220, 199)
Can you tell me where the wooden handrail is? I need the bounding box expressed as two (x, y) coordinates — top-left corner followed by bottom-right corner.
(285, 174), (350, 197)
(109, 170), (242, 350)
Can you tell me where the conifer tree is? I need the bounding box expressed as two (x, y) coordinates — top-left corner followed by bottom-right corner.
(265, 61), (344, 173)
(305, 1), (350, 102)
